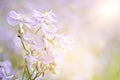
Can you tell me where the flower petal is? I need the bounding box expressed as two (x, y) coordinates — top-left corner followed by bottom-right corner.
(7, 10), (22, 26)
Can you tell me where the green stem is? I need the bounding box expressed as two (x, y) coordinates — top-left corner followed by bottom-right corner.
(19, 36), (28, 52)
(31, 69), (35, 77)
(35, 26), (41, 34)
(32, 65), (48, 80)
(18, 25), (32, 80)
(33, 72), (42, 80)
(25, 60), (32, 80)
(22, 65), (26, 80)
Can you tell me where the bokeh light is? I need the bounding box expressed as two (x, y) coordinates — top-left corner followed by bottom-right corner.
(98, 0), (120, 19)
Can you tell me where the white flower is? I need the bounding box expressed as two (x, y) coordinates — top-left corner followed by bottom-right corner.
(23, 32), (45, 51)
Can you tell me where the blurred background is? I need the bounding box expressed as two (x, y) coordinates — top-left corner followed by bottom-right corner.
(0, 0), (120, 80)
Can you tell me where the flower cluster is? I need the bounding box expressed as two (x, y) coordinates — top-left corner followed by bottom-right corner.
(7, 10), (70, 79)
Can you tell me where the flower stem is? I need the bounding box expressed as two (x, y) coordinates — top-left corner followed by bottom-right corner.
(32, 64), (48, 80)
(19, 36), (28, 51)
(22, 65), (26, 80)
(32, 72), (43, 80)
(35, 26), (41, 34)
(25, 60), (32, 80)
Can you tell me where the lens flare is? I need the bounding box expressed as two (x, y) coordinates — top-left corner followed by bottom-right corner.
(99, 1), (120, 18)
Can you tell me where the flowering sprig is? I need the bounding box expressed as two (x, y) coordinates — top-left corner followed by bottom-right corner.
(7, 10), (70, 79)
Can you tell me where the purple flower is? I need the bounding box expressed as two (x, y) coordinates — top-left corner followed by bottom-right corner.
(7, 10), (24, 26)
(23, 32), (45, 51)
(7, 10), (71, 78)
(24, 16), (39, 30)
(33, 10), (56, 24)
(7, 10), (36, 29)
(32, 10), (57, 39)
(0, 61), (13, 80)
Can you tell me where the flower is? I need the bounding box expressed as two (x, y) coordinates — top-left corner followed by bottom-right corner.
(33, 10), (57, 39)
(24, 16), (40, 31)
(40, 52), (54, 64)
(23, 32), (45, 51)
(7, 10), (37, 30)
(41, 23), (56, 39)
(33, 10), (56, 24)
(0, 60), (13, 80)
(25, 54), (39, 70)
(7, 10), (25, 26)
(7, 9), (71, 79)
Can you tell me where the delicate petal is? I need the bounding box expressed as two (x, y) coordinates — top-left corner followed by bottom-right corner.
(33, 10), (44, 23)
(45, 10), (56, 23)
(24, 17), (37, 29)
(23, 32), (45, 50)
(41, 23), (56, 39)
(33, 10), (44, 18)
(0, 61), (13, 80)
(40, 54), (54, 64)
(33, 10), (56, 24)
(7, 10), (22, 26)
(25, 55), (38, 70)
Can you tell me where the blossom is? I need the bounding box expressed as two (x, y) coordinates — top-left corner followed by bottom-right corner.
(7, 10), (57, 37)
(7, 9), (71, 79)
(23, 32), (45, 51)
(41, 23), (56, 39)
(33, 10), (57, 39)
(25, 54), (39, 70)
(33, 10), (56, 24)
(24, 16), (39, 30)
(0, 61), (13, 80)
(7, 9), (69, 65)
(7, 10), (37, 30)
(7, 10), (25, 26)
